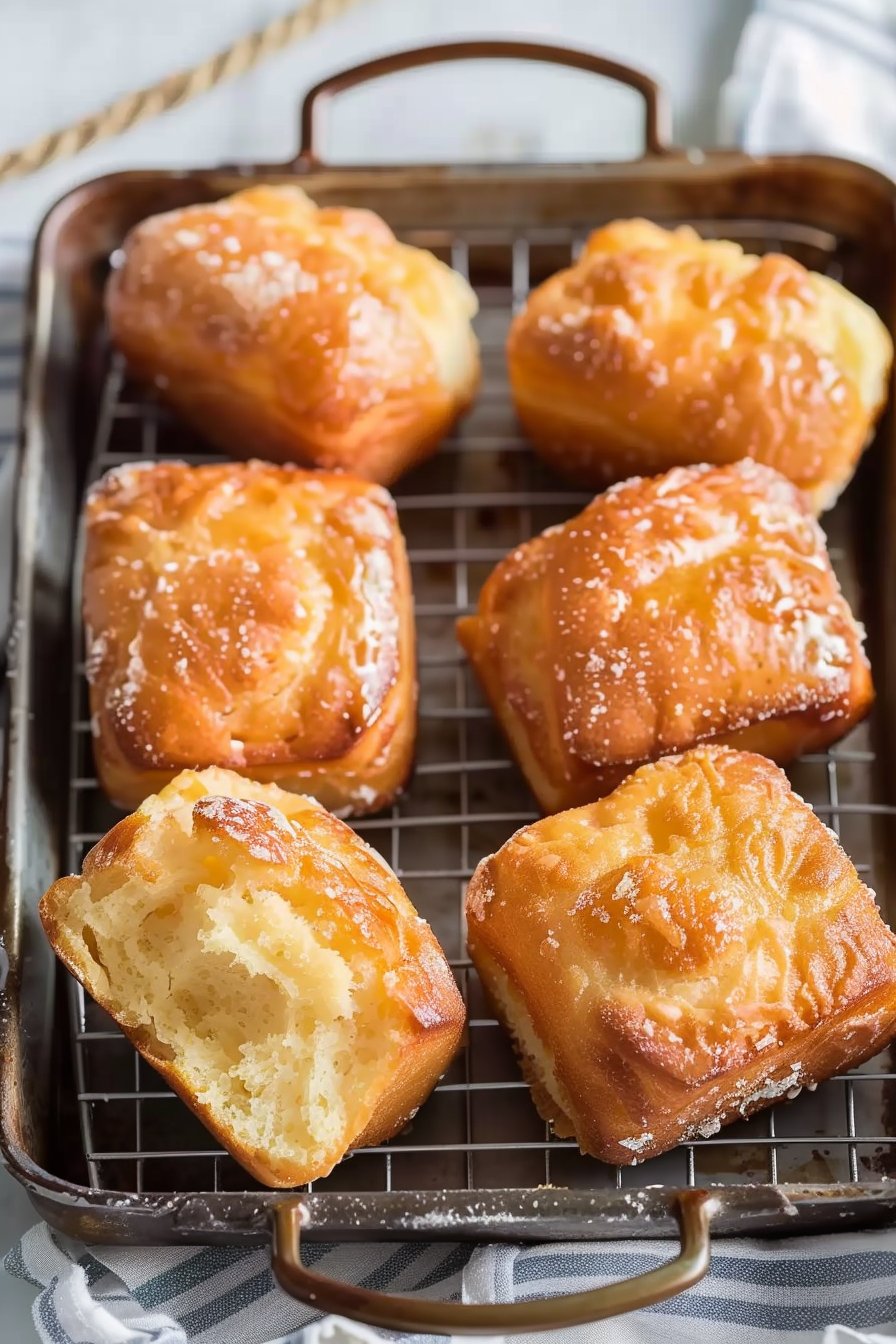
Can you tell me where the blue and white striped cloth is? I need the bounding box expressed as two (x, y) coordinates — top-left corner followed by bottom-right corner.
(9, 1220), (896, 1343)
(0, 237), (26, 662)
(0, 236), (25, 449)
(10, 1), (896, 1336)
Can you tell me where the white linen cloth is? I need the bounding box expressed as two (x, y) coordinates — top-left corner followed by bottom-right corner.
(721, 0), (896, 178)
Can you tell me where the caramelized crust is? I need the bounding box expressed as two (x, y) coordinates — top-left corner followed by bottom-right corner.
(84, 460), (415, 813)
(507, 219), (892, 511)
(466, 747), (896, 1165)
(106, 185), (480, 485)
(457, 460), (872, 815)
(40, 768), (465, 1187)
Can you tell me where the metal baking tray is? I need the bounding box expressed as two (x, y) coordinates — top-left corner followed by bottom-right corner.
(4, 39), (896, 1332)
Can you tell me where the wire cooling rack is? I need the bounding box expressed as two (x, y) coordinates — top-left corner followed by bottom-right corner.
(64, 220), (896, 1200)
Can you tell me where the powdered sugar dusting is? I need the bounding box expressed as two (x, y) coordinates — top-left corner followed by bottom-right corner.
(192, 794), (298, 862)
(479, 460), (865, 781)
(737, 1062), (803, 1115)
(85, 460), (405, 779)
(220, 255), (319, 312)
(619, 1131), (654, 1153)
(613, 872), (637, 902)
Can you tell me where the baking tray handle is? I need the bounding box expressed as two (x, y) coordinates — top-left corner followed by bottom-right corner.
(272, 1190), (714, 1335)
(297, 39), (673, 165)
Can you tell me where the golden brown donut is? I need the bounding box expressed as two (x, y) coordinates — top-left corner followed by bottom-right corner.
(466, 746), (896, 1166)
(507, 219), (892, 511)
(106, 185), (480, 484)
(457, 460), (872, 815)
(41, 767), (465, 1187)
(84, 459), (415, 814)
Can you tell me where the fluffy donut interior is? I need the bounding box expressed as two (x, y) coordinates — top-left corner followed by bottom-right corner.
(62, 788), (401, 1172)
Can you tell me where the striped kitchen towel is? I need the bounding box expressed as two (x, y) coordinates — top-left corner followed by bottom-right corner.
(0, 236), (25, 429)
(0, 242), (25, 400)
(9, 1220), (896, 1343)
(0, 237), (25, 666)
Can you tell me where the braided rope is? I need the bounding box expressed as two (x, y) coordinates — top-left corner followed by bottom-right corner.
(0, 0), (367, 185)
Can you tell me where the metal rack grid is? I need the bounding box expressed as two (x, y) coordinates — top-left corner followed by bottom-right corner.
(64, 219), (896, 1200)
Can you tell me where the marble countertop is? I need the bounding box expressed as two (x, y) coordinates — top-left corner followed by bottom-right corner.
(0, 1), (750, 1336)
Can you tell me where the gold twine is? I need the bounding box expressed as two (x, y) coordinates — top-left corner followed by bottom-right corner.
(0, 0), (367, 185)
